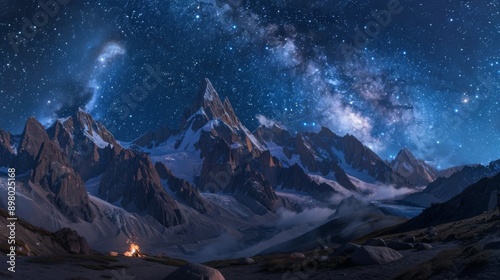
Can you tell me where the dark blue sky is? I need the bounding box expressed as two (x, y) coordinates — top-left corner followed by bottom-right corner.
(1, 0), (499, 168)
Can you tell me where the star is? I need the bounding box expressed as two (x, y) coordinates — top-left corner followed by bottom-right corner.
(0, 0), (498, 168)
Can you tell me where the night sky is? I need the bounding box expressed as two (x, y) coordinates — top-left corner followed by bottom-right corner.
(0, 0), (499, 168)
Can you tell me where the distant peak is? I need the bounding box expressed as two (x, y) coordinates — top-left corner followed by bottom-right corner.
(396, 147), (416, 160)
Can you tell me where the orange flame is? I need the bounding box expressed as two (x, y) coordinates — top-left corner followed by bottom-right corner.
(124, 243), (140, 257)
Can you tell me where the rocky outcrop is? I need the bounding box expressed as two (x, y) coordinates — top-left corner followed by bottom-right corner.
(164, 263), (225, 280)
(229, 168), (279, 213)
(351, 246), (403, 266)
(363, 238), (386, 247)
(0, 209), (94, 256)
(290, 252), (306, 259)
(47, 109), (122, 181)
(330, 243), (360, 257)
(99, 149), (183, 228)
(155, 162), (210, 214)
(30, 141), (94, 223)
(0, 130), (15, 167)
(275, 164), (337, 194)
(52, 228), (93, 255)
(239, 257), (255, 265)
(253, 123), (292, 148)
(14, 117), (50, 172)
(391, 147), (438, 186)
(197, 137), (279, 213)
(387, 241), (414, 250)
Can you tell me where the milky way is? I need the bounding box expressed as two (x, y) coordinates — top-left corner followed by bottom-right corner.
(0, 0), (499, 168)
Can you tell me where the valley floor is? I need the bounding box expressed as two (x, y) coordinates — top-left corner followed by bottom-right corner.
(2, 211), (499, 280)
(213, 242), (457, 280)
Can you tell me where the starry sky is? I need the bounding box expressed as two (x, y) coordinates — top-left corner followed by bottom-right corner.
(0, 0), (499, 168)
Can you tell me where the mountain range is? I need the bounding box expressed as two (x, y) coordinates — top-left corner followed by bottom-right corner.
(1, 78), (499, 261)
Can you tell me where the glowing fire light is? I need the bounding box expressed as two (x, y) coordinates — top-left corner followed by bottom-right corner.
(124, 243), (140, 257)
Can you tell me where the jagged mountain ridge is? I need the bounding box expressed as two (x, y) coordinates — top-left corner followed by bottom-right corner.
(47, 109), (122, 181)
(132, 79), (414, 201)
(2, 77), (485, 261)
(403, 159), (500, 207)
(253, 124), (411, 194)
(0, 78), (482, 223)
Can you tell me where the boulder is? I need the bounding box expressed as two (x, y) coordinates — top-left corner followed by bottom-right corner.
(387, 241), (414, 250)
(239, 257), (255, 265)
(330, 243), (361, 257)
(363, 238), (386, 247)
(403, 236), (416, 243)
(351, 246), (403, 266)
(317, 255), (329, 262)
(427, 227), (438, 235)
(164, 263), (225, 280)
(52, 228), (93, 255)
(417, 243), (433, 250)
(290, 252), (306, 260)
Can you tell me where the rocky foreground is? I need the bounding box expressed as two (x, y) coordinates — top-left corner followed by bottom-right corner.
(1, 210), (499, 280)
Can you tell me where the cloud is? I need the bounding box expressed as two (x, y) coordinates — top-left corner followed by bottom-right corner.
(255, 114), (277, 127)
(366, 185), (417, 201)
(47, 80), (96, 120)
(276, 207), (335, 227)
(97, 42), (126, 65)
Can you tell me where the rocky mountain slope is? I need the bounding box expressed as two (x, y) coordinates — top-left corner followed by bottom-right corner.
(0, 208), (94, 256)
(390, 147), (439, 187)
(0, 78), (457, 263)
(398, 172), (500, 231)
(403, 160), (500, 207)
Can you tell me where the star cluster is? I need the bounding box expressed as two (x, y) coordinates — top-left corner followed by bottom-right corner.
(0, 0), (499, 168)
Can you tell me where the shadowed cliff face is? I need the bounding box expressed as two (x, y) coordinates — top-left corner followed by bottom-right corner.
(0, 129), (15, 168)
(399, 172), (500, 232)
(30, 141), (94, 223)
(14, 117), (51, 173)
(99, 149), (184, 228)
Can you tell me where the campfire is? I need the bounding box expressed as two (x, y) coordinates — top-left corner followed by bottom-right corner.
(124, 243), (141, 257)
